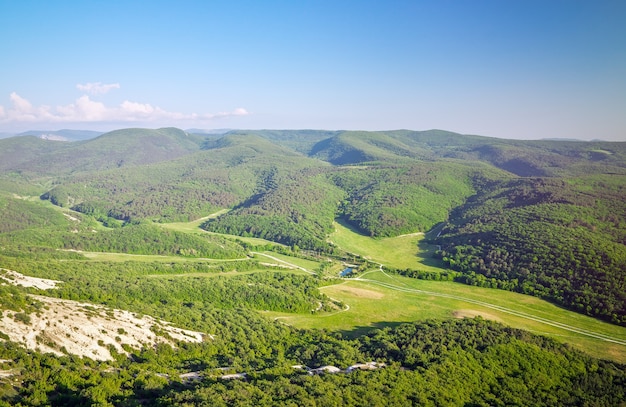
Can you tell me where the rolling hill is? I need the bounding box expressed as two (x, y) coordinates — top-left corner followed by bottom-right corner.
(1, 127), (626, 324)
(1, 127), (626, 405)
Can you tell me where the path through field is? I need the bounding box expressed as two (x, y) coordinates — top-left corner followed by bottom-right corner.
(354, 272), (626, 346)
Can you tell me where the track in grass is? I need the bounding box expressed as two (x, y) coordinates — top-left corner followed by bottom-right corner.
(355, 273), (626, 346)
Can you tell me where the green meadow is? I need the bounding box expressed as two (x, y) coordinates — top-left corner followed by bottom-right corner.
(76, 251), (246, 263)
(329, 220), (444, 271)
(266, 270), (626, 363)
(267, 221), (626, 363)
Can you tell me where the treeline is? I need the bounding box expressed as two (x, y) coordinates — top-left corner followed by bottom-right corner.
(0, 220), (248, 259)
(385, 266), (460, 281)
(435, 176), (626, 325)
(203, 162), (486, 249)
(41, 167), (243, 223)
(2, 318), (623, 406)
(39, 133), (331, 223)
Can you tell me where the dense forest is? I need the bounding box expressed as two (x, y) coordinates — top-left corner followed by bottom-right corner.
(1, 128), (625, 404)
(434, 176), (626, 325)
(0, 317), (624, 406)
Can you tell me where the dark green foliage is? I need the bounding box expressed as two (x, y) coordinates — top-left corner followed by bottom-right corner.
(38, 131), (328, 222)
(2, 129), (626, 327)
(333, 163), (479, 236)
(311, 129), (626, 175)
(215, 129), (340, 155)
(0, 257), (325, 324)
(0, 196), (69, 233)
(1, 128), (203, 177)
(0, 211), (247, 259)
(61, 223), (248, 258)
(203, 171), (344, 250)
(310, 130), (427, 165)
(2, 127), (626, 405)
(436, 176), (626, 325)
(3, 318), (622, 406)
(0, 283), (42, 315)
(359, 319), (626, 406)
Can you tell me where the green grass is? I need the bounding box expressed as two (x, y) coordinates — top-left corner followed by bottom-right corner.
(145, 268), (310, 279)
(265, 270), (626, 363)
(329, 220), (444, 271)
(157, 209), (229, 233)
(163, 215), (626, 363)
(252, 251), (321, 273)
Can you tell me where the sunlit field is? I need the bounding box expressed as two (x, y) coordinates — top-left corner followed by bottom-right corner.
(329, 220), (444, 271)
(266, 270), (626, 363)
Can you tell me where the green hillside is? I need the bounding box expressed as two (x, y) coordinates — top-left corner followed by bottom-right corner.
(332, 162), (500, 237)
(3, 129), (625, 315)
(435, 175), (626, 324)
(202, 170), (344, 251)
(1, 127), (626, 405)
(1, 132), (626, 316)
(0, 127), (204, 177)
(310, 129), (626, 175)
(0, 136), (69, 173)
(39, 133), (327, 222)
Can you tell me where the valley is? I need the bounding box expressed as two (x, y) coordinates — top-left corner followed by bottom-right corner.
(0, 128), (625, 405)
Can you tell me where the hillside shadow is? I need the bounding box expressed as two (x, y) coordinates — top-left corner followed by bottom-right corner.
(335, 321), (405, 339)
(335, 216), (371, 237)
(417, 239), (446, 269)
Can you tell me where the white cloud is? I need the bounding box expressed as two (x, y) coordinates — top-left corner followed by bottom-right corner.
(76, 82), (120, 95)
(121, 101), (156, 115)
(0, 92), (249, 127)
(217, 107), (249, 117)
(6, 92), (57, 122)
(56, 95), (108, 121)
(10, 92), (33, 111)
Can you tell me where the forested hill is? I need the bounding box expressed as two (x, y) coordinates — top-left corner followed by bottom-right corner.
(3, 127), (626, 176)
(0, 127), (203, 176)
(2, 127), (626, 325)
(309, 129), (626, 176)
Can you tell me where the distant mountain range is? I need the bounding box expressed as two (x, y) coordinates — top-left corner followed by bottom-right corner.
(0, 128), (238, 141)
(11, 129), (105, 141)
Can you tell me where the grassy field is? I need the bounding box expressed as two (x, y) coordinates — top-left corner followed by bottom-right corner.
(329, 220), (445, 271)
(157, 210), (228, 233)
(265, 270), (626, 363)
(145, 268), (310, 279)
(253, 251), (322, 273)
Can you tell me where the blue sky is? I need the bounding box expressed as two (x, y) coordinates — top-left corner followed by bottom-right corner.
(1, 0), (625, 140)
